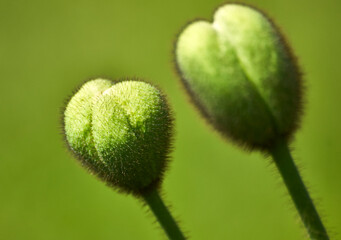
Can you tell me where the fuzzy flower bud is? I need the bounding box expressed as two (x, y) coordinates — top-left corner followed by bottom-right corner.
(175, 3), (303, 149)
(63, 79), (173, 194)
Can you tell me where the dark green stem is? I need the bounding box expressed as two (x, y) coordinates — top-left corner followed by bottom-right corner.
(142, 189), (186, 240)
(270, 138), (329, 240)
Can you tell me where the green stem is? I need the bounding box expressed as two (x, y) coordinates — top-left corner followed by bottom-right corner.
(142, 189), (186, 240)
(269, 138), (329, 240)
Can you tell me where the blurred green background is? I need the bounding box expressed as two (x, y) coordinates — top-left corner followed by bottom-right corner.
(1, 0), (340, 239)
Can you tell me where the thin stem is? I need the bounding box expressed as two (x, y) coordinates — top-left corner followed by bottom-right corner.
(270, 138), (329, 240)
(142, 189), (186, 240)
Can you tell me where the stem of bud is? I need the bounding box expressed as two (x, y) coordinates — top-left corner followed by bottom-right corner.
(270, 139), (329, 240)
(142, 189), (186, 240)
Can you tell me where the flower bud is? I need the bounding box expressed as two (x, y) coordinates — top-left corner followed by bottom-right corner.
(175, 3), (303, 150)
(63, 79), (173, 194)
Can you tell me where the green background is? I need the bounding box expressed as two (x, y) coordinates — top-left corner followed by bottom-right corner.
(1, 0), (340, 239)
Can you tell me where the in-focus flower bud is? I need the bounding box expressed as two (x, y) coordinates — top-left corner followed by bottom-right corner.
(175, 3), (303, 150)
(63, 79), (173, 194)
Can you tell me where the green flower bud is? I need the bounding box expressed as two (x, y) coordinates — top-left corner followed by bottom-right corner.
(175, 3), (303, 150)
(63, 79), (173, 194)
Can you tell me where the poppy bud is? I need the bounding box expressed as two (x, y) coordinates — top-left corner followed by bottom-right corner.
(175, 3), (303, 150)
(63, 79), (173, 194)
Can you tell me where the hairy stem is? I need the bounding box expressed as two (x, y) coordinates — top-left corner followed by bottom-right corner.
(270, 138), (329, 240)
(142, 189), (186, 240)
